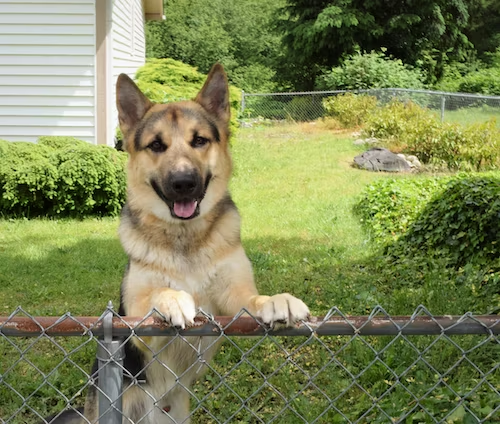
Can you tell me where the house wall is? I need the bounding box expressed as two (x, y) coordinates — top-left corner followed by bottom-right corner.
(0, 0), (96, 143)
(110, 0), (146, 143)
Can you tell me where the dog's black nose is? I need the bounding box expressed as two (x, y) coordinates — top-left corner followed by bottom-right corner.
(170, 172), (198, 195)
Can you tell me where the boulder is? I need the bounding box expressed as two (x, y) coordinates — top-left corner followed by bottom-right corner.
(353, 147), (411, 172)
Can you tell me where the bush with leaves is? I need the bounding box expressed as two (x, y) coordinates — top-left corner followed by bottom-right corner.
(0, 137), (127, 218)
(363, 101), (500, 170)
(354, 177), (449, 245)
(317, 51), (425, 91)
(323, 93), (378, 127)
(135, 58), (241, 134)
(457, 67), (500, 95)
(386, 173), (500, 267)
(362, 100), (436, 140)
(355, 173), (500, 306)
(283, 96), (325, 122)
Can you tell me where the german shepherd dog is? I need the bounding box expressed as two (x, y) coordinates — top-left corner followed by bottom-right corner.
(45, 64), (309, 423)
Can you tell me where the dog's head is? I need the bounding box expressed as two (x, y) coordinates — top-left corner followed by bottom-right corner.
(116, 64), (232, 222)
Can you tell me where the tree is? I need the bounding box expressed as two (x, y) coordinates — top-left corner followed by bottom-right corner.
(146, 0), (284, 92)
(278, 0), (476, 89)
(465, 0), (500, 62)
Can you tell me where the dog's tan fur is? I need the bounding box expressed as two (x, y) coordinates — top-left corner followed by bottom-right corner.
(75, 64), (310, 423)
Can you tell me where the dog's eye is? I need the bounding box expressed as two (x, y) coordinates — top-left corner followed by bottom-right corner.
(191, 136), (209, 148)
(147, 137), (167, 153)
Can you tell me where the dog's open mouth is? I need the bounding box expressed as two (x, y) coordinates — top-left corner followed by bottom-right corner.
(151, 173), (212, 221)
(173, 199), (199, 220)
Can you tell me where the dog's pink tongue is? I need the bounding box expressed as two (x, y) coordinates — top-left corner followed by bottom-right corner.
(174, 200), (197, 218)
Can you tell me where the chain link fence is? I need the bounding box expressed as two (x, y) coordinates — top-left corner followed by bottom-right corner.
(1, 305), (499, 423)
(240, 89), (500, 125)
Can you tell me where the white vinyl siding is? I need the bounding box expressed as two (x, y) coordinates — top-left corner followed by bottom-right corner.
(0, 0), (96, 143)
(111, 0), (146, 135)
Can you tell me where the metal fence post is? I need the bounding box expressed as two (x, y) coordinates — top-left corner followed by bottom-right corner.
(241, 90), (245, 115)
(97, 302), (124, 424)
(440, 95), (446, 122)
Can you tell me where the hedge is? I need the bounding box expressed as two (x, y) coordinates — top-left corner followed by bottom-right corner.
(354, 173), (500, 303)
(0, 137), (127, 218)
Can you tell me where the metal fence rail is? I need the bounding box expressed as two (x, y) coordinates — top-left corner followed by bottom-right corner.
(1, 305), (499, 423)
(240, 88), (500, 124)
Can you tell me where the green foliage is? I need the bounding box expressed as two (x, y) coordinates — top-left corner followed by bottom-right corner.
(227, 63), (277, 94)
(243, 97), (288, 120)
(457, 67), (500, 95)
(434, 57), (500, 95)
(37, 136), (88, 150)
(323, 93), (378, 127)
(283, 96), (324, 121)
(135, 58), (206, 102)
(405, 119), (500, 170)
(278, 0), (476, 89)
(354, 177), (448, 245)
(388, 174), (500, 268)
(135, 59), (241, 134)
(355, 173), (500, 304)
(146, 0), (284, 93)
(362, 100), (436, 140)
(363, 101), (500, 170)
(318, 51), (425, 90)
(465, 2), (500, 61)
(0, 137), (127, 218)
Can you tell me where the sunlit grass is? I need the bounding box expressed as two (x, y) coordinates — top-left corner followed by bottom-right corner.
(438, 106), (500, 128)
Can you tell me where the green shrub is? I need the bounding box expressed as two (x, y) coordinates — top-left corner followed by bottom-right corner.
(354, 177), (448, 245)
(37, 136), (88, 150)
(404, 120), (462, 166)
(355, 173), (500, 305)
(317, 50), (425, 90)
(0, 137), (127, 218)
(388, 174), (500, 268)
(283, 96), (324, 122)
(362, 100), (436, 141)
(135, 58), (241, 134)
(457, 67), (500, 95)
(403, 119), (500, 170)
(242, 97), (287, 120)
(434, 60), (500, 95)
(461, 120), (500, 169)
(363, 101), (500, 170)
(323, 93), (378, 127)
(227, 63), (277, 93)
(135, 58), (206, 102)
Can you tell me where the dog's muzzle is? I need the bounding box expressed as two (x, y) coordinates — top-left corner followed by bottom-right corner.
(151, 171), (212, 220)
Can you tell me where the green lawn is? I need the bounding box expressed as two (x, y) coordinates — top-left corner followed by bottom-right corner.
(1, 124), (498, 423)
(440, 106), (500, 128)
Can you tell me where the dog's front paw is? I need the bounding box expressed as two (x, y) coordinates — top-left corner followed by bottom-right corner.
(258, 293), (310, 327)
(153, 289), (196, 329)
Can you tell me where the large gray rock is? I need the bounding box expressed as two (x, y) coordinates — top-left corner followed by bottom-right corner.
(354, 147), (411, 172)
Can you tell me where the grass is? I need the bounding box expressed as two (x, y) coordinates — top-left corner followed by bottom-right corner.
(439, 105), (500, 128)
(1, 124), (498, 423)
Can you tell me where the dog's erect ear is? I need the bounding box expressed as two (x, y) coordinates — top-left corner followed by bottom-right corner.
(195, 64), (230, 123)
(116, 74), (152, 138)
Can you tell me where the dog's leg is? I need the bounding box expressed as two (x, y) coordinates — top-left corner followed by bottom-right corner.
(123, 282), (197, 347)
(82, 384), (98, 423)
(214, 247), (310, 325)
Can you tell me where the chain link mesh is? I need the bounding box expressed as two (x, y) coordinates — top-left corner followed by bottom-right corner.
(1, 306), (499, 423)
(240, 89), (500, 124)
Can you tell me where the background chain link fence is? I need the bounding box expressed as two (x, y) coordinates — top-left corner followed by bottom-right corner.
(1, 305), (499, 423)
(239, 89), (500, 125)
